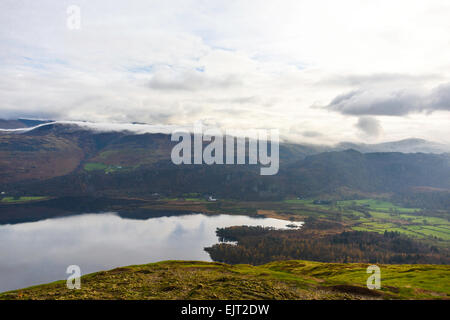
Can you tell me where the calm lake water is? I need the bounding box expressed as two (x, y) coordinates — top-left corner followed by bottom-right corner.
(0, 212), (302, 292)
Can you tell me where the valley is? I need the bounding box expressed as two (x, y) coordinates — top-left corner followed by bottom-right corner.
(0, 121), (449, 299)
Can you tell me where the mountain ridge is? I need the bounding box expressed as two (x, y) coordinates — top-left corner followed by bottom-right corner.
(1, 119), (449, 154)
(1, 120), (449, 203)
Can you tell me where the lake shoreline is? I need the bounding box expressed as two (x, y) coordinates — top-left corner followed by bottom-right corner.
(0, 211), (301, 292)
(0, 196), (301, 225)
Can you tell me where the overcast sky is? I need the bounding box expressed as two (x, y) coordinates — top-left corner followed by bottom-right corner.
(1, 0), (449, 144)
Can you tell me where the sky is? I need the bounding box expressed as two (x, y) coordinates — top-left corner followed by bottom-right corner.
(0, 0), (449, 144)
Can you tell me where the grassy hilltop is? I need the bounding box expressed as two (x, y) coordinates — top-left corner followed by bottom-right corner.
(1, 260), (449, 300)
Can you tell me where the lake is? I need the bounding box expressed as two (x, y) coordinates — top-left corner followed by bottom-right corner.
(0, 212), (302, 292)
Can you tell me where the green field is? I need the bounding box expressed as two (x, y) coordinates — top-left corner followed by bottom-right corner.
(337, 199), (419, 213)
(184, 198), (207, 202)
(0, 196), (47, 203)
(1, 260), (448, 300)
(283, 199), (314, 204)
(83, 162), (109, 171)
(338, 201), (450, 242)
(83, 162), (132, 173)
(278, 198), (450, 245)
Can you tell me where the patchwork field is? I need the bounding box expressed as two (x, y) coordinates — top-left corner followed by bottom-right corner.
(0, 196), (48, 203)
(278, 198), (450, 245)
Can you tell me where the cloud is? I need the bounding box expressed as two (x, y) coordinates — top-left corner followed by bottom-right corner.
(300, 130), (323, 138)
(429, 82), (450, 111)
(321, 73), (442, 87)
(355, 116), (382, 137)
(1, 1), (450, 145)
(326, 82), (450, 116)
(148, 70), (241, 91)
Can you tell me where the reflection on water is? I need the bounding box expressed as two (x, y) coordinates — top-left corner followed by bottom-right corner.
(0, 212), (302, 292)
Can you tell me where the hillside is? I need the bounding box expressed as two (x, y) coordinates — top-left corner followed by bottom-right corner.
(1, 260), (448, 300)
(0, 119), (51, 130)
(1, 122), (449, 202)
(336, 138), (450, 154)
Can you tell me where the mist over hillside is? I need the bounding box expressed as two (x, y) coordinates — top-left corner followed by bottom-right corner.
(1, 119), (449, 154)
(335, 139), (450, 154)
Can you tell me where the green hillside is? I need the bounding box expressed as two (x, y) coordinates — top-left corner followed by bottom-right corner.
(1, 260), (449, 300)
